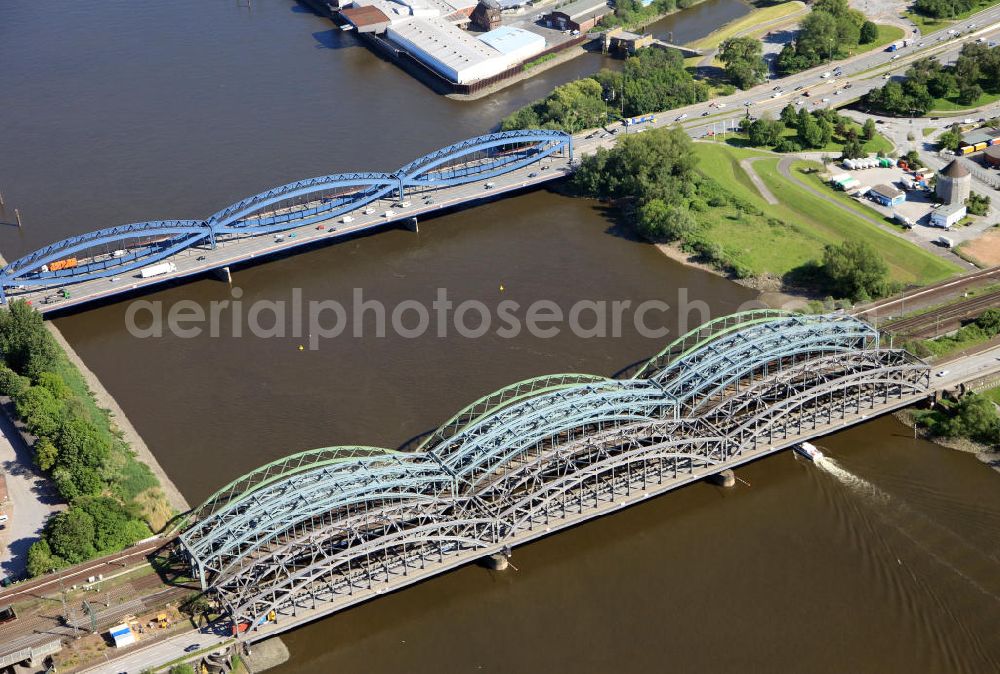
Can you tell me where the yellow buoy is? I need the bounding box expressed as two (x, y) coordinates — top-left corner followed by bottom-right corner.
(499, 282), (505, 292)
(298, 345), (304, 351)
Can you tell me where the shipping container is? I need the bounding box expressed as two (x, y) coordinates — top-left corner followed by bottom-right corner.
(47, 257), (78, 272)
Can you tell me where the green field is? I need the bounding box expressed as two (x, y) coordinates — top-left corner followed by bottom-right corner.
(854, 25), (907, 55)
(692, 143), (962, 284)
(930, 89), (1000, 112)
(722, 122), (894, 155)
(687, 1), (807, 50)
(905, 0), (1000, 32)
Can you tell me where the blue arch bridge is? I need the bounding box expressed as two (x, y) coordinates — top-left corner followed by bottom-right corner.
(176, 310), (931, 641)
(0, 130), (573, 311)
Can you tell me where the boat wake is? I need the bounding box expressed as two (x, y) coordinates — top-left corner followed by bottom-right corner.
(814, 454), (890, 504)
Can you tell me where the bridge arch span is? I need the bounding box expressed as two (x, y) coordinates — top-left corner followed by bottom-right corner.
(1, 221), (211, 288)
(396, 130), (572, 189)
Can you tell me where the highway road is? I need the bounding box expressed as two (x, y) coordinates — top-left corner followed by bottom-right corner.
(78, 628), (233, 674)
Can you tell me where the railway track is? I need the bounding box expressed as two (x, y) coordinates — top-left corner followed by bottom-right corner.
(883, 288), (1000, 338)
(854, 265), (1000, 322)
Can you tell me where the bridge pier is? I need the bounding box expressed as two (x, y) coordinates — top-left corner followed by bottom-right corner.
(214, 266), (232, 284)
(404, 217), (419, 233)
(707, 469), (735, 488)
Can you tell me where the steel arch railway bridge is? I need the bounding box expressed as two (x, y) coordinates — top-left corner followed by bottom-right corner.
(177, 311), (931, 640)
(0, 130), (572, 308)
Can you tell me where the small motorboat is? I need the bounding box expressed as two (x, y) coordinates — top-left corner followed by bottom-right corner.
(794, 442), (824, 462)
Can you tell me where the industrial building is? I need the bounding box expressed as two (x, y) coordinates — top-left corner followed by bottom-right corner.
(385, 18), (545, 83)
(545, 0), (611, 32)
(869, 184), (905, 207)
(478, 25), (546, 64)
(342, 0), (547, 85)
(930, 203), (967, 229)
(936, 159), (971, 205)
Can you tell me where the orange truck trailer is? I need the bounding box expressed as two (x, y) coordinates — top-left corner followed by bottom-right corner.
(41, 257), (78, 273)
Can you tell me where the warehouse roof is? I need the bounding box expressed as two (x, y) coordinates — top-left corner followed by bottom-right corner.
(934, 202), (967, 217)
(340, 5), (391, 29)
(390, 17), (501, 68)
(871, 184), (903, 199)
(551, 0), (608, 20)
(961, 127), (1000, 146)
(477, 26), (545, 55)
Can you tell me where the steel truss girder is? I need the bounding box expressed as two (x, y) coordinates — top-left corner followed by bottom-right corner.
(635, 309), (793, 377)
(414, 373), (608, 452)
(180, 313), (931, 635)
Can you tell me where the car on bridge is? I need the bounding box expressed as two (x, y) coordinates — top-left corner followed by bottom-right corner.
(184, 644), (201, 653)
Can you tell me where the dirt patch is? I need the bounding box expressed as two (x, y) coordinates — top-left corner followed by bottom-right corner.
(961, 228), (1000, 267)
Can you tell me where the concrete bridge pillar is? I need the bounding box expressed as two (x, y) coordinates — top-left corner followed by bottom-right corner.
(214, 266), (232, 284)
(707, 469), (735, 488)
(404, 217), (418, 233)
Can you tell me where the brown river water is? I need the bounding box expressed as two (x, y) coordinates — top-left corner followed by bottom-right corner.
(0, 1), (998, 671)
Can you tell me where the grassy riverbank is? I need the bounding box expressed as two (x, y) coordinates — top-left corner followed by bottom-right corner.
(687, 1), (807, 51)
(689, 143), (960, 285)
(0, 301), (174, 576)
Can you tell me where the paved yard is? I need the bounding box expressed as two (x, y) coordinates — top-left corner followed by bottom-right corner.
(0, 404), (64, 581)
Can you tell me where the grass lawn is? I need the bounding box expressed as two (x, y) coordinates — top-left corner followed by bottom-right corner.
(692, 143), (962, 284)
(848, 25), (906, 55)
(982, 385), (1000, 404)
(722, 121), (894, 155)
(922, 127), (937, 137)
(905, 0), (1000, 32)
(930, 89), (1000, 112)
(687, 1), (806, 50)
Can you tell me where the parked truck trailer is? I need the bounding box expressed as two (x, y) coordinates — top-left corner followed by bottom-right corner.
(140, 262), (177, 279)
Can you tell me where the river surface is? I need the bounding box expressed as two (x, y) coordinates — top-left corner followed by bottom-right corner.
(1, 1), (999, 672)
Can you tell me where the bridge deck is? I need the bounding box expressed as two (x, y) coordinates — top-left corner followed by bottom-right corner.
(12, 159), (573, 314)
(237, 390), (923, 643)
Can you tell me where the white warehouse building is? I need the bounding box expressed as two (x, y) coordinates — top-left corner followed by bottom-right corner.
(477, 25), (546, 68)
(388, 18), (505, 83)
(386, 19), (545, 83)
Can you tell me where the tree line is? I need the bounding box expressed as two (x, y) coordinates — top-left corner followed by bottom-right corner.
(0, 301), (172, 577)
(776, 0), (880, 75)
(863, 43), (1000, 115)
(501, 48), (708, 133)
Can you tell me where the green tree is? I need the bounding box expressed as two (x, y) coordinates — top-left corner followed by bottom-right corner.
(636, 200), (697, 241)
(862, 118), (876, 141)
(957, 82), (983, 106)
(719, 37), (768, 90)
(571, 127), (696, 204)
(34, 437), (59, 471)
(36, 372), (71, 400)
(821, 240), (890, 300)
(26, 539), (66, 577)
(0, 364), (29, 398)
(941, 395), (1000, 442)
(859, 20), (878, 44)
(841, 135), (865, 160)
(976, 308), (1000, 335)
(0, 300), (60, 379)
(937, 124), (962, 151)
(780, 104), (798, 126)
(47, 508), (97, 564)
(13, 385), (65, 439)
